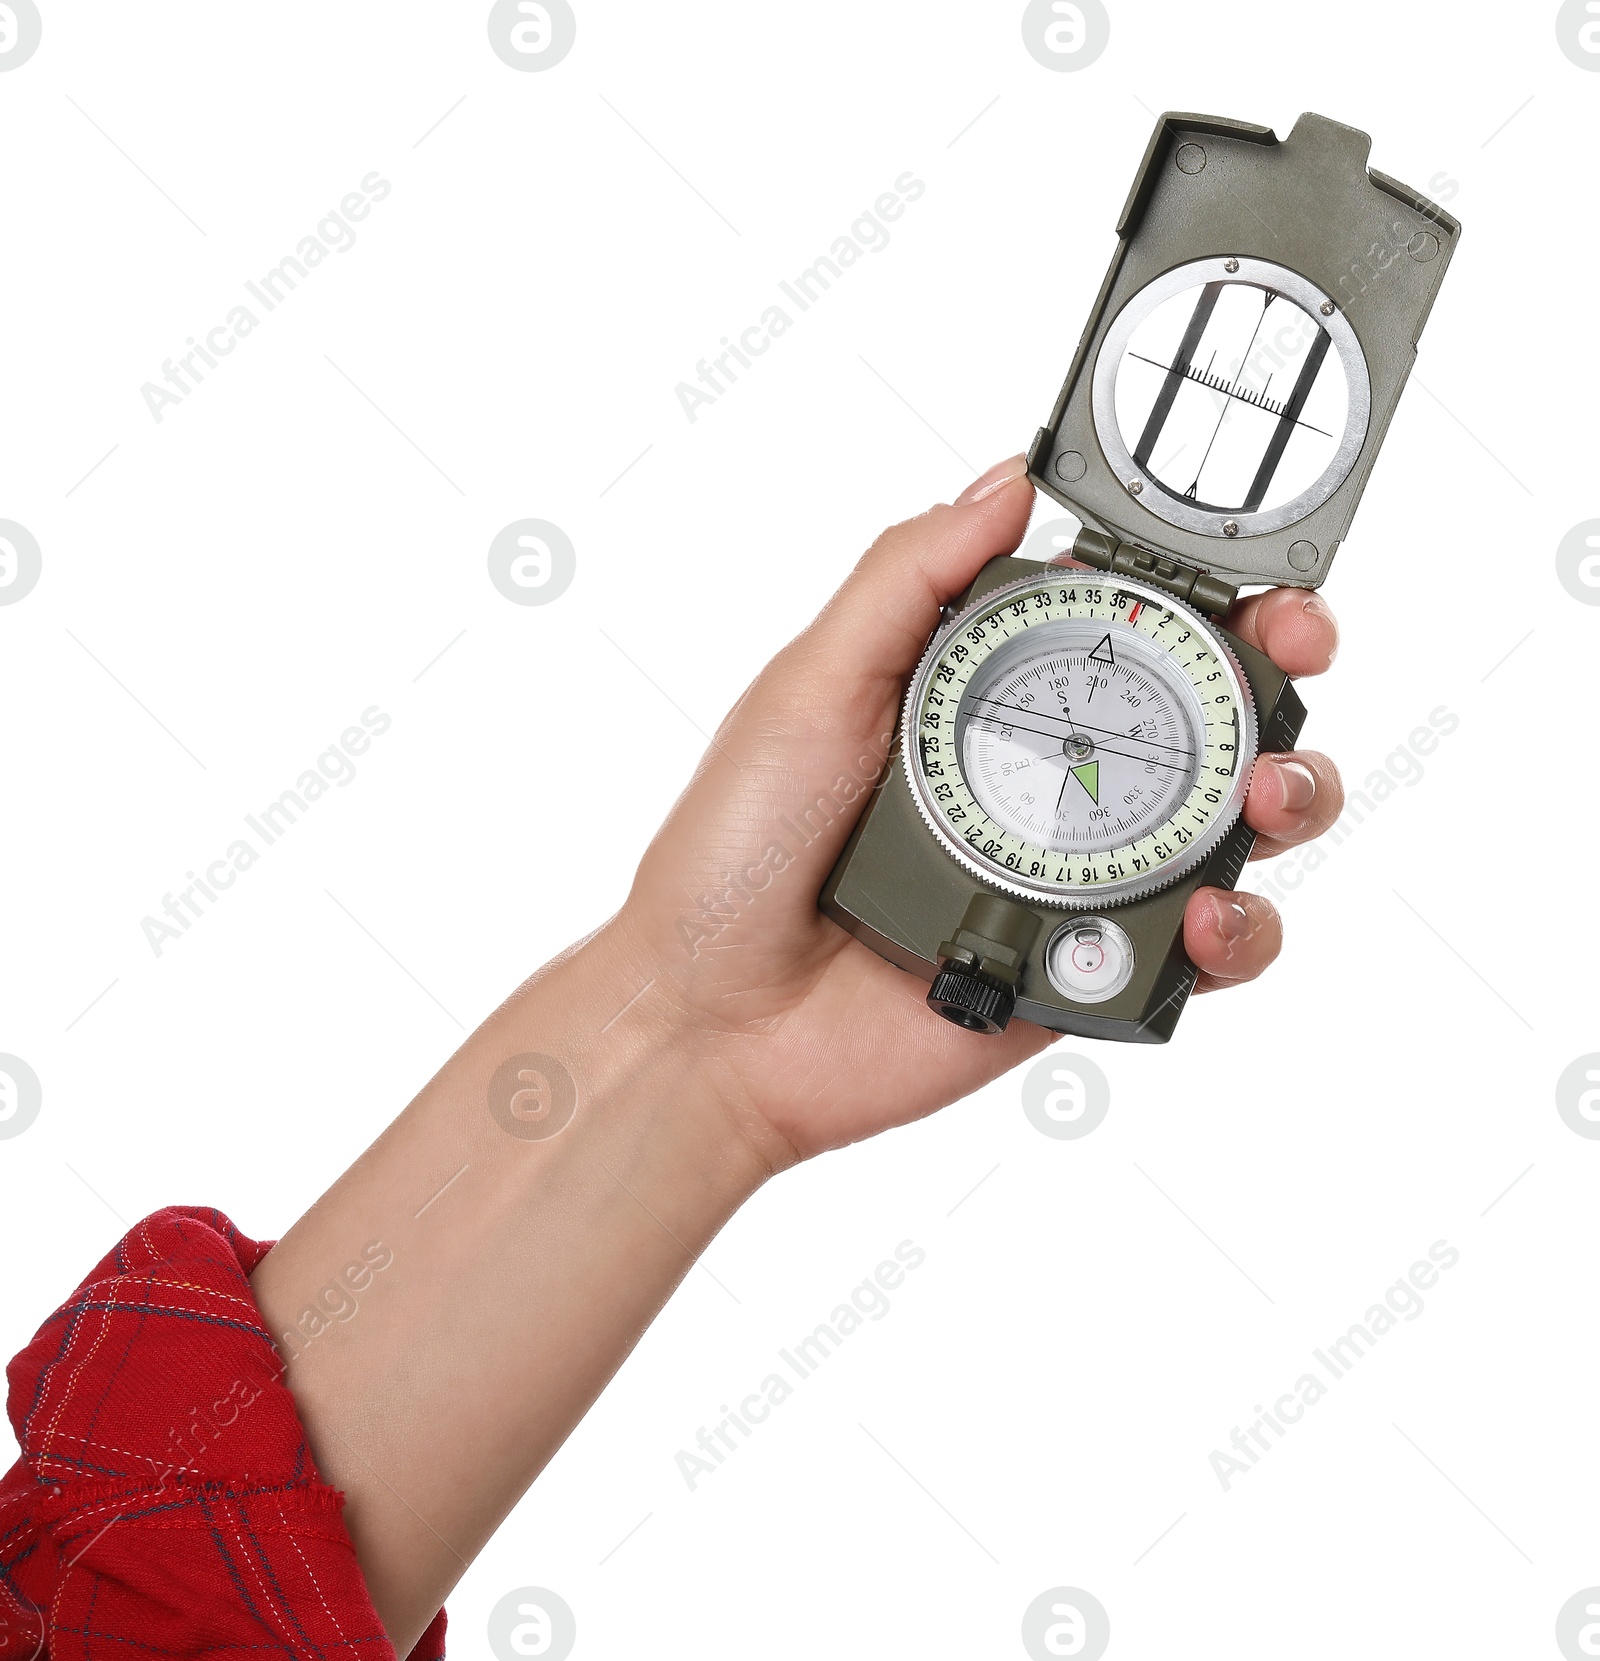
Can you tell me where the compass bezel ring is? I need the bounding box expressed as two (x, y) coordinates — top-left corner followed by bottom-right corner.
(1091, 255), (1372, 541)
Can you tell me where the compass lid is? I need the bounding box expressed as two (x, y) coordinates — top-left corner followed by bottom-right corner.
(1028, 111), (1460, 591)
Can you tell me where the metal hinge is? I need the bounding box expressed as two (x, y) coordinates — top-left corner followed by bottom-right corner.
(1053, 528), (1237, 617)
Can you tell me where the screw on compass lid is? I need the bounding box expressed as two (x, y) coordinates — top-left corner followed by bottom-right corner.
(927, 965), (1017, 1035)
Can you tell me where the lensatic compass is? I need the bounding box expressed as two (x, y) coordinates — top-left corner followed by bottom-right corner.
(822, 112), (1458, 1042)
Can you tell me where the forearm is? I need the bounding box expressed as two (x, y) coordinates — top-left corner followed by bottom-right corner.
(249, 918), (772, 1651)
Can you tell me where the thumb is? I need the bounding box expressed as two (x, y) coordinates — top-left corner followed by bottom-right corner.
(676, 455), (1035, 905)
(794, 454), (1036, 699)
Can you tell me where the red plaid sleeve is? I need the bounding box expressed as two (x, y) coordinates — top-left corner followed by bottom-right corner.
(0, 1206), (446, 1657)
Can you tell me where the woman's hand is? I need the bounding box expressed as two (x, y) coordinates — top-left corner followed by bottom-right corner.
(250, 455), (1346, 1648)
(617, 455), (1345, 1167)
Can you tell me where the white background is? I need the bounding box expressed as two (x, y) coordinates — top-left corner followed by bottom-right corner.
(2, 3), (1597, 1657)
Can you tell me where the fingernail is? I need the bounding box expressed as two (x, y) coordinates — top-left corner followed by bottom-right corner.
(1214, 897), (1253, 947)
(1265, 754), (1317, 814)
(955, 454), (1028, 506)
(1301, 591), (1339, 666)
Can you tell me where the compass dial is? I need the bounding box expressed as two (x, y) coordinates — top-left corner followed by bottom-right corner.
(904, 571), (1257, 906)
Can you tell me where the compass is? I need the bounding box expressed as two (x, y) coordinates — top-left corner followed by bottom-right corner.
(821, 111), (1458, 1042)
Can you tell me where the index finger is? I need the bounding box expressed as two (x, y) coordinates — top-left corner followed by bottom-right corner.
(1224, 586), (1339, 678)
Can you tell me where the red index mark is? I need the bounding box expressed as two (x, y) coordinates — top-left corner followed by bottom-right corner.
(1128, 602), (1144, 623)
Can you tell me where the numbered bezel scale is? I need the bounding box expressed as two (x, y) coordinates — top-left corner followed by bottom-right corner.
(903, 570), (1257, 908)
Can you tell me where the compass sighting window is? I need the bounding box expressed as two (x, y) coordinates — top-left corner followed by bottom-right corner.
(1090, 257), (1372, 540)
(1115, 283), (1347, 512)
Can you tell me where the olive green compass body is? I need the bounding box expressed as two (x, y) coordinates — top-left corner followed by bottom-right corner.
(821, 111), (1458, 1042)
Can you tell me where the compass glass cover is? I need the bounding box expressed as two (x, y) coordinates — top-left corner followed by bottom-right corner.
(960, 619), (1204, 852)
(906, 573), (1256, 906)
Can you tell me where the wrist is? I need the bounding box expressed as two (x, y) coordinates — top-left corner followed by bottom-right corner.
(494, 914), (787, 1205)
